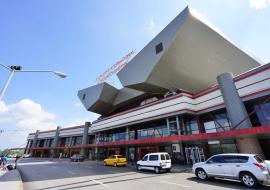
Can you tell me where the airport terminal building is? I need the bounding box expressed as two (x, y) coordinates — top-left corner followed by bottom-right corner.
(26, 7), (270, 164)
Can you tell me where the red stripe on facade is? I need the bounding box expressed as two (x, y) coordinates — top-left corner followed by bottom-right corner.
(85, 126), (270, 148)
(234, 64), (270, 82)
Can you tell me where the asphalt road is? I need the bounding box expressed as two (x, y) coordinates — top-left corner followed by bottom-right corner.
(18, 158), (269, 190)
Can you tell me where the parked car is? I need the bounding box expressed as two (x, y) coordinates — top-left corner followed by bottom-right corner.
(104, 155), (127, 167)
(22, 154), (30, 158)
(192, 153), (270, 188)
(70, 154), (84, 162)
(137, 152), (171, 173)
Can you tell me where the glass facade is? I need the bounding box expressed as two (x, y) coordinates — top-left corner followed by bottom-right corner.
(255, 102), (270, 126)
(184, 119), (199, 134)
(137, 125), (168, 139)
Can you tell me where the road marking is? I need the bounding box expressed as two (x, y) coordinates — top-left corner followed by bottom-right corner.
(160, 180), (191, 188)
(92, 179), (109, 187)
(52, 166), (58, 169)
(85, 166), (92, 169)
(67, 170), (76, 175)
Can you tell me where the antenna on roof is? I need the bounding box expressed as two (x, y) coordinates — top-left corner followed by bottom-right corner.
(95, 50), (135, 84)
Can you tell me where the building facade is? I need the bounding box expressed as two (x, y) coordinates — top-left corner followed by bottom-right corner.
(26, 7), (270, 165)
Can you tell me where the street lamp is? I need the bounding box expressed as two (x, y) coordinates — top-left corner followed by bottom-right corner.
(0, 63), (67, 101)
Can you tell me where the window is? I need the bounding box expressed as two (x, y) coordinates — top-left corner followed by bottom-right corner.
(149, 155), (159, 161)
(109, 155), (116, 159)
(223, 155), (239, 163)
(165, 154), (170, 160)
(155, 42), (163, 54)
(255, 102), (270, 126)
(160, 154), (165, 160)
(207, 156), (223, 163)
(185, 119), (199, 134)
(204, 121), (217, 133)
(82, 94), (86, 100)
(237, 156), (249, 163)
(143, 156), (148, 161)
(254, 155), (264, 163)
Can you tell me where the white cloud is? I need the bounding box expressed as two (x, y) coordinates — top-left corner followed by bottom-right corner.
(0, 99), (57, 131)
(0, 99), (58, 149)
(74, 102), (82, 107)
(143, 17), (162, 37)
(249, 0), (270, 10)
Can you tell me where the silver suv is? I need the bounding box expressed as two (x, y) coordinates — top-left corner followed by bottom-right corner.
(192, 153), (270, 188)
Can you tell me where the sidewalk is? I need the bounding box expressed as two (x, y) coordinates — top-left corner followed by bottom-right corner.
(0, 169), (23, 190)
(0, 169), (7, 177)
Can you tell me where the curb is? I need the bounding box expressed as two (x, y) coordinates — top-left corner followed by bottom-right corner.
(17, 169), (24, 190)
(0, 169), (23, 190)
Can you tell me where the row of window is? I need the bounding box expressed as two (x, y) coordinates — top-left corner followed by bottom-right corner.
(208, 155), (249, 164)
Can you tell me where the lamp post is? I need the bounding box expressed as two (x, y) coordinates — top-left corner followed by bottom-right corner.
(0, 63), (67, 101)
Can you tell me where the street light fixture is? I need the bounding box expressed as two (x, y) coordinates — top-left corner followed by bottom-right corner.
(0, 63), (67, 101)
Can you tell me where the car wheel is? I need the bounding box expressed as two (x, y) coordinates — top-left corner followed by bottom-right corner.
(154, 167), (160, 174)
(114, 162), (117, 167)
(195, 168), (208, 180)
(240, 172), (258, 188)
(104, 161), (107, 166)
(167, 168), (171, 173)
(137, 165), (142, 171)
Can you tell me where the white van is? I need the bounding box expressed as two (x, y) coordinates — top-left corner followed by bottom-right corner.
(136, 152), (172, 173)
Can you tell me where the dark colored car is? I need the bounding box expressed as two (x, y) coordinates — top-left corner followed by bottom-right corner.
(70, 154), (84, 162)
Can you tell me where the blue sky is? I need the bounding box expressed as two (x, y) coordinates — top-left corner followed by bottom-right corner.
(0, 0), (270, 149)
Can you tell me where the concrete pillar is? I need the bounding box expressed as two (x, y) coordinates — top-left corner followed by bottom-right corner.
(51, 126), (61, 157)
(24, 140), (30, 154)
(80, 122), (90, 157)
(217, 73), (252, 129)
(176, 116), (181, 135)
(217, 73), (264, 157)
(126, 127), (129, 141)
(166, 118), (170, 136)
(30, 130), (39, 156)
(125, 127), (129, 158)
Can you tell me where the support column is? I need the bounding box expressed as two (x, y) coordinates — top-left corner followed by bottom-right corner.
(24, 140), (30, 154)
(80, 122), (90, 157)
(125, 127), (129, 158)
(30, 130), (39, 157)
(176, 116), (181, 135)
(166, 118), (170, 136)
(51, 126), (61, 157)
(217, 73), (264, 157)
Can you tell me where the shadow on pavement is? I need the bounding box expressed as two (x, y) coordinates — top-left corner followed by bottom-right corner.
(39, 174), (159, 190)
(187, 177), (269, 190)
(18, 158), (155, 183)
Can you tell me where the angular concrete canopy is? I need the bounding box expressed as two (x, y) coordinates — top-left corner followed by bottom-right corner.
(78, 83), (145, 115)
(78, 83), (118, 115)
(117, 7), (261, 93)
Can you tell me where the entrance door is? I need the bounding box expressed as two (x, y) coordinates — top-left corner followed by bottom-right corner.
(185, 146), (205, 164)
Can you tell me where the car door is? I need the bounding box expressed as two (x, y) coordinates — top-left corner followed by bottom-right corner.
(203, 155), (225, 176)
(141, 155), (149, 170)
(108, 155), (115, 165)
(148, 154), (159, 170)
(222, 155), (249, 178)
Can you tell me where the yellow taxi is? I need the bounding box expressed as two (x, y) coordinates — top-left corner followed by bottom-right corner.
(103, 155), (127, 167)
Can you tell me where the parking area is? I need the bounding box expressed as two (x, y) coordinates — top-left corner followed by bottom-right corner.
(17, 158), (269, 190)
